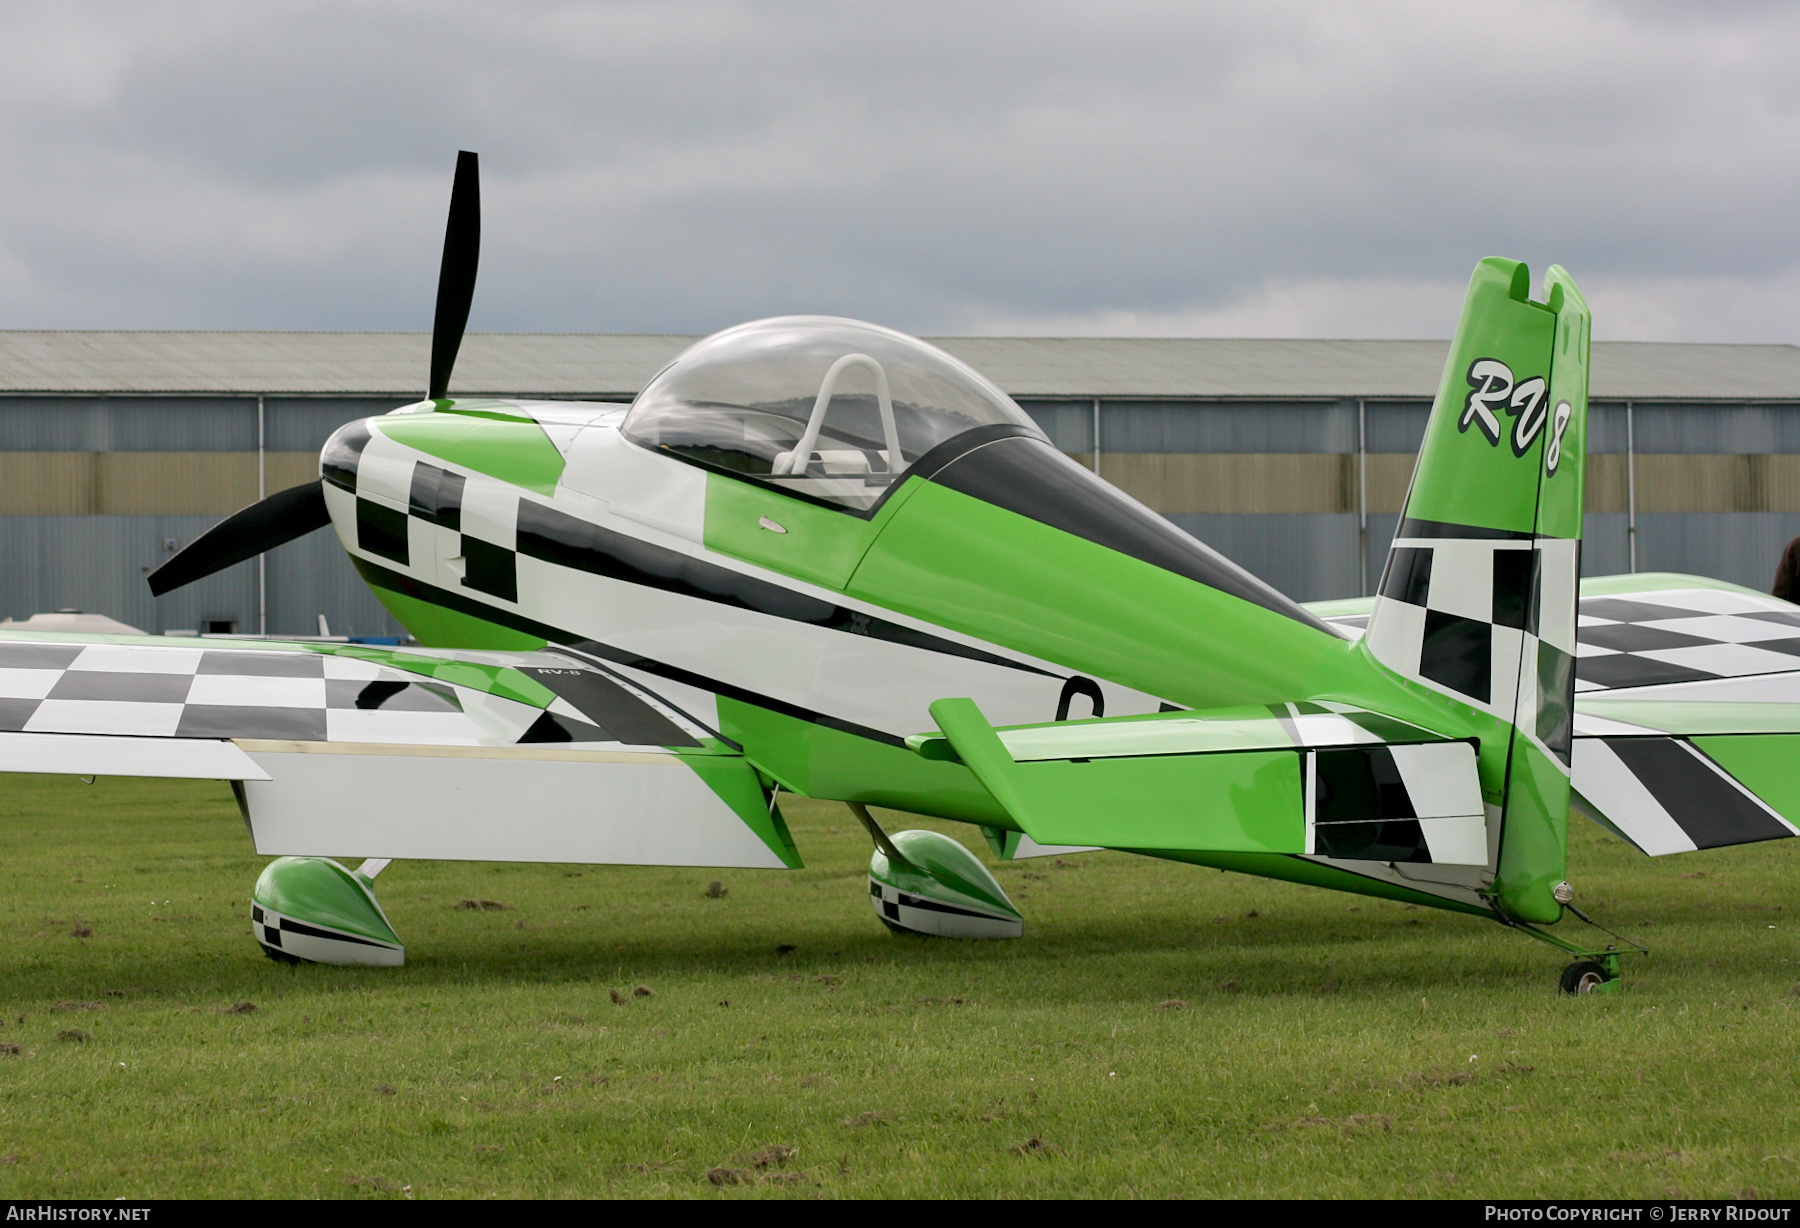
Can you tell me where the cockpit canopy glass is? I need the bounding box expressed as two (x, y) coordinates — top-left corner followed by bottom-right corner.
(621, 316), (1045, 511)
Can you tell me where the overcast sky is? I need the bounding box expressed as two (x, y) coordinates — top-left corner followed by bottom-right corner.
(0, 1), (1796, 342)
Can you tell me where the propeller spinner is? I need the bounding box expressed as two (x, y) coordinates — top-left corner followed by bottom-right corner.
(149, 152), (482, 598)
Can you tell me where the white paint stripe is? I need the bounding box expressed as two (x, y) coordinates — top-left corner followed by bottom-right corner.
(26, 699), (185, 737)
(186, 675), (329, 708)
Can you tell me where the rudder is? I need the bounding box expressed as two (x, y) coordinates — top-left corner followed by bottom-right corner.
(1362, 258), (1591, 922)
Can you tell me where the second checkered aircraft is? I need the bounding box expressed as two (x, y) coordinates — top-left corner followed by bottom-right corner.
(6, 153), (1800, 991)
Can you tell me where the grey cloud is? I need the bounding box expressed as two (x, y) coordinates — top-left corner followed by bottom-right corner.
(0, 0), (1797, 340)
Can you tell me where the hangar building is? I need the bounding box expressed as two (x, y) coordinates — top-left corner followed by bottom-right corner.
(2, 331), (1798, 637)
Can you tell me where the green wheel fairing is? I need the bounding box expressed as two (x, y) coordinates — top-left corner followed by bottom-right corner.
(252, 856), (405, 965)
(869, 830), (1023, 938)
(253, 857), (400, 944)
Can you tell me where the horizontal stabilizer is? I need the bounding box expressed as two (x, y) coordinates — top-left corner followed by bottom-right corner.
(922, 698), (1487, 864)
(1572, 729), (1800, 856)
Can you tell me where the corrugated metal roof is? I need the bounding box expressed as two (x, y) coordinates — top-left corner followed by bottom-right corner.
(1, 331), (1797, 401)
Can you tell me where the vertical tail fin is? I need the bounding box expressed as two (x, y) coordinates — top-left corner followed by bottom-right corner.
(1363, 258), (1590, 921)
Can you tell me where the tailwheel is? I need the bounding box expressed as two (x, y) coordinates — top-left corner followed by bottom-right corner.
(1559, 959), (1618, 995)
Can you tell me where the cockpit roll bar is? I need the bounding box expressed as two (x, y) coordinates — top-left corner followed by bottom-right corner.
(776, 353), (903, 477)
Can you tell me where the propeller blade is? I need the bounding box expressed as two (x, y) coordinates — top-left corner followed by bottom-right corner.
(428, 150), (481, 401)
(147, 480), (331, 597)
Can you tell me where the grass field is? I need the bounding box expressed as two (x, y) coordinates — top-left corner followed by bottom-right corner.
(0, 773), (1797, 1199)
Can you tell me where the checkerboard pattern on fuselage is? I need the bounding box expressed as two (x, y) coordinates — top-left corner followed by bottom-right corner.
(1358, 526), (1580, 759)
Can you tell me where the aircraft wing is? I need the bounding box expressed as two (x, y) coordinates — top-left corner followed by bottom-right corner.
(0, 631), (799, 869)
(912, 697), (1490, 866)
(1312, 574), (1800, 858)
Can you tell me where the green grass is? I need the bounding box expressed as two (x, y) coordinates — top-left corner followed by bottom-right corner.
(1, 774), (1797, 1199)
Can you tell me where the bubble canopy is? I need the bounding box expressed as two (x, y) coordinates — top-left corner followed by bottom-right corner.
(621, 316), (1045, 511)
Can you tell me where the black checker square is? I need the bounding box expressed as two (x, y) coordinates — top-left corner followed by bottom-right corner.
(1491, 548), (1537, 632)
(1574, 654), (1718, 690)
(1379, 547), (1433, 608)
(0, 643), (82, 670)
(1314, 746), (1415, 824)
(1536, 641), (1575, 762)
(198, 651), (325, 677)
(1606, 737), (1792, 850)
(356, 497), (410, 565)
(1743, 609), (1800, 630)
(175, 705), (328, 741)
(1579, 597), (1707, 624)
(1580, 622), (1713, 654)
(1743, 635), (1800, 659)
(460, 535), (517, 602)
(1314, 818), (1432, 863)
(47, 671), (193, 703)
(1419, 610), (1492, 703)
(0, 697), (42, 731)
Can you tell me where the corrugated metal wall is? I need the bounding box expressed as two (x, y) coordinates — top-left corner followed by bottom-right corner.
(0, 396), (408, 636)
(2, 394), (1798, 632)
(1018, 398), (1800, 601)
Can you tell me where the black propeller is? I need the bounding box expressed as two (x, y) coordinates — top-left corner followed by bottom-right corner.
(147, 480), (330, 597)
(147, 152), (482, 597)
(430, 150), (480, 401)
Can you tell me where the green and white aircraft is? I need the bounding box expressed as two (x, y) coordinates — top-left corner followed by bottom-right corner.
(6, 153), (1799, 992)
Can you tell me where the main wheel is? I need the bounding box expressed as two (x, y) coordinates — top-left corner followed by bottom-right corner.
(1559, 960), (1611, 994)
